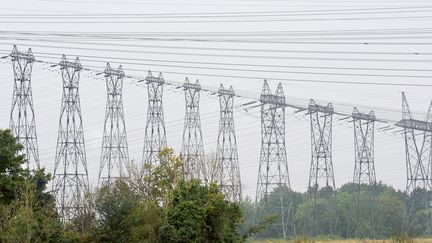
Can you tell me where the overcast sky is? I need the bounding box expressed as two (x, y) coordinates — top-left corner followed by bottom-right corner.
(1, 0), (432, 198)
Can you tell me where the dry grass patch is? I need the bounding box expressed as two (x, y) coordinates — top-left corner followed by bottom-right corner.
(250, 238), (432, 243)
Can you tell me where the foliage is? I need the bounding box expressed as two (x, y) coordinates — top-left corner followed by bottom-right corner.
(160, 179), (243, 243)
(81, 148), (243, 243)
(144, 147), (184, 205)
(0, 129), (28, 204)
(242, 213), (279, 240)
(0, 129), (64, 242)
(2, 128), (431, 241)
(0, 180), (64, 243)
(246, 182), (430, 240)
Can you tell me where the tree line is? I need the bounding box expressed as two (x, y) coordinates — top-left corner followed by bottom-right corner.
(0, 128), (431, 242)
(241, 177), (431, 239)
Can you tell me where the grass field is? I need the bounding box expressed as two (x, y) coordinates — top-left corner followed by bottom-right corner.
(250, 238), (432, 243)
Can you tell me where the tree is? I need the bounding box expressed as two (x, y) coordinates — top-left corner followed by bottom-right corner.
(0, 128), (64, 242)
(160, 179), (243, 243)
(91, 148), (183, 242)
(0, 180), (64, 243)
(0, 129), (28, 204)
(144, 147), (184, 205)
(93, 179), (140, 243)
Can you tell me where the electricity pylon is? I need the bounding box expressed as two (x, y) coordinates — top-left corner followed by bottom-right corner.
(396, 92), (432, 234)
(306, 99), (337, 235)
(98, 63), (129, 187)
(352, 108), (377, 189)
(52, 55), (89, 222)
(350, 108), (379, 236)
(181, 78), (206, 181)
(255, 80), (294, 238)
(142, 71), (167, 168)
(216, 84), (242, 203)
(9, 45), (40, 170)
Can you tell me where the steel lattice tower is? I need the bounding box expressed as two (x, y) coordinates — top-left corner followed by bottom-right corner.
(352, 108), (377, 188)
(308, 100), (336, 197)
(350, 108), (379, 236)
(255, 80), (294, 238)
(307, 99), (336, 234)
(52, 55), (89, 222)
(98, 63), (129, 187)
(216, 84), (242, 203)
(396, 92), (432, 233)
(181, 78), (206, 180)
(9, 45), (40, 170)
(142, 71), (167, 168)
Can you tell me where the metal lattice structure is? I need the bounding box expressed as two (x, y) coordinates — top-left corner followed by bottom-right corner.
(307, 99), (336, 233)
(181, 78), (206, 180)
(98, 63), (130, 187)
(308, 100), (336, 197)
(9, 45), (40, 170)
(52, 55), (89, 222)
(396, 92), (432, 232)
(351, 108), (379, 236)
(216, 84), (242, 203)
(142, 71), (167, 168)
(352, 108), (377, 189)
(255, 80), (294, 238)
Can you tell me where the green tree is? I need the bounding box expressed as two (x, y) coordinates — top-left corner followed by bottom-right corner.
(0, 180), (64, 243)
(0, 129), (28, 204)
(144, 147), (183, 205)
(91, 148), (184, 242)
(93, 179), (141, 242)
(160, 179), (243, 243)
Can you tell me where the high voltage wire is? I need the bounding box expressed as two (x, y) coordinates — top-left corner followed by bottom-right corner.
(6, 28), (432, 36)
(3, 41), (432, 63)
(1, 43), (432, 74)
(1, 54), (430, 119)
(3, 39), (432, 58)
(5, 15), (432, 23)
(10, 54), (432, 89)
(2, 55), (422, 126)
(29, 0), (432, 7)
(4, 35), (432, 45)
(0, 48), (428, 127)
(7, 34), (432, 41)
(5, 9), (432, 18)
(4, 5), (432, 16)
(0, 60), (425, 125)
(0, 3), (427, 199)
(7, 50), (432, 79)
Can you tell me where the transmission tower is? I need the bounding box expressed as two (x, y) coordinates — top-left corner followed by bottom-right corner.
(307, 99), (336, 234)
(216, 84), (242, 203)
(352, 108), (377, 188)
(350, 108), (379, 236)
(255, 80), (294, 238)
(9, 45), (40, 170)
(98, 63), (129, 187)
(181, 78), (206, 181)
(396, 92), (432, 233)
(52, 55), (89, 222)
(142, 71), (167, 168)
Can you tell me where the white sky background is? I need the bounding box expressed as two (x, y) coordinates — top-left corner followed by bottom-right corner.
(1, 0), (432, 198)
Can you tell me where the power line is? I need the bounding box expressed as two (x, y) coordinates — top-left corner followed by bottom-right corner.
(4, 5), (432, 17)
(4, 35), (432, 45)
(8, 50), (432, 79)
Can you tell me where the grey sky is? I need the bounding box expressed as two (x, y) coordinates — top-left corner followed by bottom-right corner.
(1, 0), (432, 198)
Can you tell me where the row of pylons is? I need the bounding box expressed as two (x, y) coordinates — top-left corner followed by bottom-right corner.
(7, 45), (431, 237)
